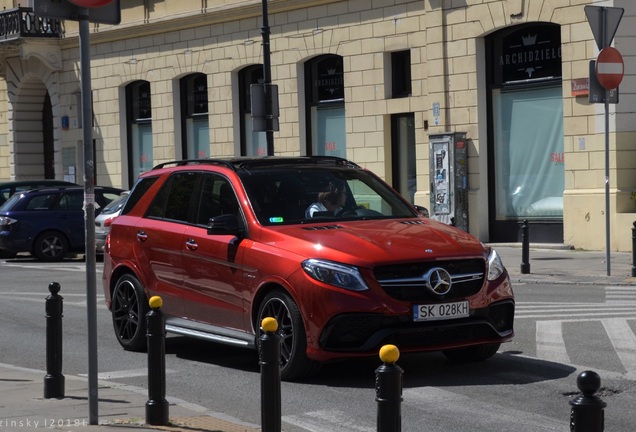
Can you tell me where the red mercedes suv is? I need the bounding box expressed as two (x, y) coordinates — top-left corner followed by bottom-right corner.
(102, 157), (514, 380)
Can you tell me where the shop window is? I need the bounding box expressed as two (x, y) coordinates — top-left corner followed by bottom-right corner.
(391, 50), (412, 98)
(304, 55), (345, 157)
(487, 22), (564, 242)
(238, 65), (267, 156)
(180, 73), (210, 159)
(126, 80), (153, 185)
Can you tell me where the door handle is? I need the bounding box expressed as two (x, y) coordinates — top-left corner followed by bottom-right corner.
(185, 238), (198, 251)
(136, 230), (148, 242)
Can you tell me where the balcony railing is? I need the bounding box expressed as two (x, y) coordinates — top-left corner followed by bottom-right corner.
(0, 7), (61, 41)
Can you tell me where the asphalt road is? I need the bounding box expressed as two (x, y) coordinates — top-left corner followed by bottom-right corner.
(1, 257), (636, 432)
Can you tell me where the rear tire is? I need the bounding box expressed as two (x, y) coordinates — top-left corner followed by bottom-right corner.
(442, 343), (501, 363)
(111, 274), (149, 351)
(257, 290), (321, 381)
(33, 230), (69, 262)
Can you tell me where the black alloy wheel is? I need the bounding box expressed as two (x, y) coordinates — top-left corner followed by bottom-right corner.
(257, 290), (320, 381)
(111, 274), (148, 351)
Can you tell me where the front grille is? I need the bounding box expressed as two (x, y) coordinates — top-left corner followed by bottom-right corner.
(374, 259), (485, 301)
(320, 300), (514, 352)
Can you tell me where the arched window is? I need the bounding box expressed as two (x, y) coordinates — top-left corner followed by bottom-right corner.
(126, 80), (153, 185)
(304, 55), (345, 157)
(180, 73), (209, 159)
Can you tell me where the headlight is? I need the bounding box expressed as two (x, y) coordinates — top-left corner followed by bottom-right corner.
(302, 259), (369, 291)
(487, 248), (505, 281)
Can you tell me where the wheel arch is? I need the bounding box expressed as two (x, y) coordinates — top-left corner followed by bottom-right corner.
(250, 281), (302, 333)
(108, 263), (147, 305)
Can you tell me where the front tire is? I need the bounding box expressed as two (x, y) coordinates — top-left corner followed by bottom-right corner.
(257, 290), (321, 381)
(442, 343), (501, 363)
(111, 274), (149, 351)
(33, 230), (69, 261)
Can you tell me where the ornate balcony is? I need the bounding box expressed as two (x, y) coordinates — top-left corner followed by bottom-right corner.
(0, 7), (61, 41)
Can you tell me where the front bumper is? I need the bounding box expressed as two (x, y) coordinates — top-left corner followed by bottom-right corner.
(319, 299), (514, 353)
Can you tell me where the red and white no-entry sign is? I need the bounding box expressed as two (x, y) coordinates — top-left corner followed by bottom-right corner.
(596, 47), (624, 90)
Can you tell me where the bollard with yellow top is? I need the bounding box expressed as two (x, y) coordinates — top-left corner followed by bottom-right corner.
(375, 344), (403, 432)
(146, 295), (169, 426)
(259, 317), (281, 432)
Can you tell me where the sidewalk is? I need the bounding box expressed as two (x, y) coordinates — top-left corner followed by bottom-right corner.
(2, 244), (635, 431)
(0, 362), (261, 431)
(493, 243), (636, 286)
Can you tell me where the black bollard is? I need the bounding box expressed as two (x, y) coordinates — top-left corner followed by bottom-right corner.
(44, 282), (65, 399)
(521, 219), (531, 274)
(146, 296), (169, 426)
(259, 317), (281, 432)
(632, 221), (636, 277)
(375, 345), (403, 432)
(569, 370), (606, 432)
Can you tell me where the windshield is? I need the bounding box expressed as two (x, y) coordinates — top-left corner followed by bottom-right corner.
(239, 167), (418, 226)
(101, 194), (128, 215)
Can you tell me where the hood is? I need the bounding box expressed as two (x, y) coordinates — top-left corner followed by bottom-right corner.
(259, 218), (486, 268)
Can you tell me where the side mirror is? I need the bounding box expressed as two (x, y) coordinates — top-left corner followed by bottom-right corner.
(207, 214), (243, 237)
(414, 205), (429, 218)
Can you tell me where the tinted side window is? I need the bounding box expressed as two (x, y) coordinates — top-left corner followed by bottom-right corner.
(25, 193), (58, 210)
(195, 174), (238, 226)
(146, 172), (199, 223)
(56, 192), (84, 210)
(121, 177), (158, 216)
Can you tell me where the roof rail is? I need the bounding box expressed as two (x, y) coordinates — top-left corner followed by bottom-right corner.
(232, 156), (361, 170)
(151, 156), (361, 172)
(151, 159), (237, 171)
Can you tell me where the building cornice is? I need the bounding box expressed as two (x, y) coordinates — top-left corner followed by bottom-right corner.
(58, 0), (345, 48)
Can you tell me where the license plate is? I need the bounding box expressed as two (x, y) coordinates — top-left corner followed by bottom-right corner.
(413, 301), (469, 322)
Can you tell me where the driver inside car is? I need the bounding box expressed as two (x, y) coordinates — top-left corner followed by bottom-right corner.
(305, 179), (347, 218)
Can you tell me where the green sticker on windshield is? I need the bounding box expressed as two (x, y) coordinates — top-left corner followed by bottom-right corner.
(269, 216), (284, 223)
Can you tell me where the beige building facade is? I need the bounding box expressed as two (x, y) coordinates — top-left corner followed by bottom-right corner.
(0, 0), (634, 251)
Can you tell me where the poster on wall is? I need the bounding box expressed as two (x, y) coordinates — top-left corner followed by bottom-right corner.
(432, 141), (450, 214)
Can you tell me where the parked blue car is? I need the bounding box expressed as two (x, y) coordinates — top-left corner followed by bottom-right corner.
(0, 186), (125, 261)
(0, 179), (78, 206)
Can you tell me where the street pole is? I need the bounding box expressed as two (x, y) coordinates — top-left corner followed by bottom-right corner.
(79, 9), (99, 424)
(600, 7), (611, 276)
(261, 0), (274, 155)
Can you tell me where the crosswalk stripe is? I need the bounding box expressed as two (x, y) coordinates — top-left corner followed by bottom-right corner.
(602, 318), (636, 372)
(403, 387), (566, 430)
(536, 321), (570, 364)
(515, 300), (636, 319)
(516, 310), (636, 319)
(283, 410), (374, 432)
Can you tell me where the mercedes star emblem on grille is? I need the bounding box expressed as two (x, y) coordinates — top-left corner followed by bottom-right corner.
(425, 267), (452, 295)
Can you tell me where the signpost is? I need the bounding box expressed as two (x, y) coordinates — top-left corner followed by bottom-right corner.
(34, 0), (120, 425)
(585, 5), (624, 276)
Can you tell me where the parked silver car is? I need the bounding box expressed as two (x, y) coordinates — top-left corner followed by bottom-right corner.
(95, 192), (129, 254)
